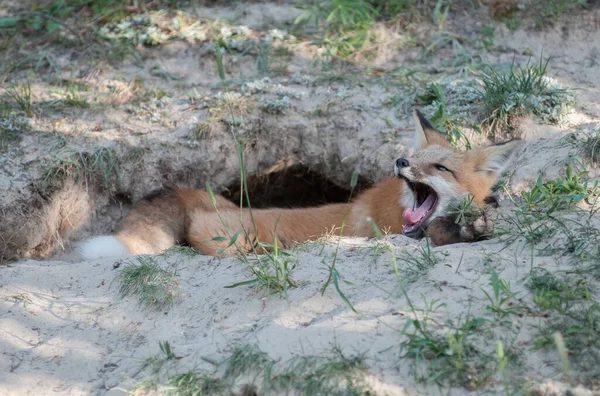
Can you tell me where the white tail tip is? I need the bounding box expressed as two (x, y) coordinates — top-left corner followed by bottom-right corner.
(78, 236), (129, 260)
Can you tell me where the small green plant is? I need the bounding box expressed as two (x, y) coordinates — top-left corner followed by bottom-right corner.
(519, 166), (597, 215)
(203, 128), (299, 298)
(43, 147), (121, 190)
(448, 196), (483, 227)
(528, 267), (588, 314)
(6, 82), (33, 117)
(294, 0), (378, 58)
(420, 83), (474, 149)
(168, 371), (230, 396)
(320, 170), (361, 313)
(400, 298), (488, 387)
(581, 129), (600, 164)
(214, 45), (227, 84)
(480, 56), (574, 138)
(481, 267), (525, 322)
(118, 255), (181, 310)
(496, 340), (509, 396)
(7, 52), (60, 79)
(399, 239), (440, 283)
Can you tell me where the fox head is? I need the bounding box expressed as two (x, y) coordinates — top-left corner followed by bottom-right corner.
(395, 110), (520, 239)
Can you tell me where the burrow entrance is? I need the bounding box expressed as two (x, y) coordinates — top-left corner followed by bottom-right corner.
(221, 163), (372, 209)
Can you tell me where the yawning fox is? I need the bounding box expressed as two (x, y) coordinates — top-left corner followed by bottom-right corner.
(79, 110), (519, 259)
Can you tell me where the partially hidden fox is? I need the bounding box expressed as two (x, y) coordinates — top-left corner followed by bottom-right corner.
(79, 110), (520, 259)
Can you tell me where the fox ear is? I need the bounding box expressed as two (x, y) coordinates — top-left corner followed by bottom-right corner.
(474, 139), (521, 175)
(413, 109), (451, 149)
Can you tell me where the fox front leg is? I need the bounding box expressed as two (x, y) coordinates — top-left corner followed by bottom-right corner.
(426, 198), (497, 246)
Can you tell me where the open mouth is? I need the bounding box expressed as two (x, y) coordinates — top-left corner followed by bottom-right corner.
(400, 177), (439, 237)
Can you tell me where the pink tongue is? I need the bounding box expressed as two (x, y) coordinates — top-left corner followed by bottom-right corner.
(403, 194), (436, 225)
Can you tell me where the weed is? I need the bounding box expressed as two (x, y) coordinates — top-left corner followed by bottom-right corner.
(496, 341), (509, 396)
(204, 136), (299, 298)
(224, 344), (275, 386)
(214, 45), (227, 84)
(6, 52), (60, 79)
(420, 81), (482, 149)
(519, 166), (597, 215)
(189, 119), (216, 141)
(294, 0), (378, 58)
(260, 96), (291, 114)
(481, 267), (525, 322)
(480, 56), (574, 138)
(62, 83), (90, 108)
(117, 255), (181, 310)
(43, 147), (121, 190)
(398, 239), (440, 283)
(448, 196), (483, 227)
(273, 347), (371, 395)
(168, 371), (230, 396)
(6, 82), (33, 117)
(162, 245), (200, 257)
(581, 128), (600, 164)
(400, 299), (488, 387)
(320, 170), (360, 314)
(209, 92), (252, 119)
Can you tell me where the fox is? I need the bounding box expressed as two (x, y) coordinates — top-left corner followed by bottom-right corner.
(78, 110), (520, 259)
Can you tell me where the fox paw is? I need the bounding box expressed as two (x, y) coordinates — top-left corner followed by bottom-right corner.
(459, 199), (499, 242)
(427, 199), (499, 246)
(459, 215), (494, 242)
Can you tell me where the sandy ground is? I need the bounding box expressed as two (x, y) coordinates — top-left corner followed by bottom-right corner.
(2, 2), (600, 395)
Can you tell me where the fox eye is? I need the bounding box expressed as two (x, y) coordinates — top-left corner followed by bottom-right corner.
(436, 164), (449, 172)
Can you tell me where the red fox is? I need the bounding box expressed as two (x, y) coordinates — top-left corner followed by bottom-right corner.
(79, 110), (519, 259)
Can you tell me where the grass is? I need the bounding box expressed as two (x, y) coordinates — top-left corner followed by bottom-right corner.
(481, 266), (526, 323)
(497, 165), (598, 248)
(135, 341), (373, 395)
(221, 344), (373, 395)
(6, 82), (33, 117)
(117, 255), (181, 310)
(43, 147), (121, 190)
(398, 240), (441, 283)
(580, 128), (600, 164)
(479, 56), (574, 138)
(399, 296), (492, 388)
(168, 371), (230, 396)
(529, 267), (600, 386)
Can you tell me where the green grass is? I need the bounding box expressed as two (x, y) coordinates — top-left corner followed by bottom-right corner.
(168, 371), (230, 396)
(400, 296), (492, 388)
(136, 342), (373, 395)
(6, 82), (33, 117)
(580, 129), (600, 164)
(117, 255), (181, 310)
(480, 56), (574, 138)
(398, 240), (441, 283)
(529, 267), (600, 386)
(481, 266), (526, 323)
(43, 147), (121, 190)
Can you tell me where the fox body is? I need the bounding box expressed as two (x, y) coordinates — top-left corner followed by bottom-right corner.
(79, 110), (519, 259)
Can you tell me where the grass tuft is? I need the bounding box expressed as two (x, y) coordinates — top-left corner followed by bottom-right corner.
(480, 56), (574, 139)
(6, 82), (33, 117)
(118, 255), (181, 310)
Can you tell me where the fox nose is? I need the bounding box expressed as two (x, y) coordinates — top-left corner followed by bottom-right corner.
(396, 158), (410, 168)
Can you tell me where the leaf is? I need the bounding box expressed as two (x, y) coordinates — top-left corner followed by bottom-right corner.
(332, 269), (358, 313)
(0, 16), (22, 28)
(46, 20), (60, 34)
(225, 279), (258, 288)
(350, 170), (359, 188)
